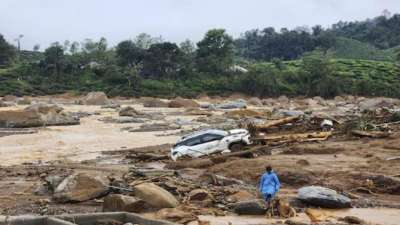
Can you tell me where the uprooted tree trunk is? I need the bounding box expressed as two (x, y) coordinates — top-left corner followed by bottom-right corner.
(248, 116), (300, 134)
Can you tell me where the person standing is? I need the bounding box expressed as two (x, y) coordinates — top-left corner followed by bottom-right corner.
(259, 165), (281, 204)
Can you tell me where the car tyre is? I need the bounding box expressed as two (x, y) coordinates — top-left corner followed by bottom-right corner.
(229, 142), (244, 152)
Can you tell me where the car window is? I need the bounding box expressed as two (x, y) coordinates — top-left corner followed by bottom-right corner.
(179, 136), (202, 147)
(201, 134), (224, 143)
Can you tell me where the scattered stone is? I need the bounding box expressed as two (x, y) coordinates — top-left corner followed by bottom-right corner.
(168, 97), (200, 108)
(79, 92), (109, 105)
(248, 97), (263, 106)
(359, 97), (400, 111)
(124, 123), (181, 132)
(217, 99), (247, 109)
(101, 103), (121, 109)
(132, 182), (179, 208)
(226, 190), (255, 203)
(188, 189), (212, 201)
(53, 173), (109, 203)
(298, 186), (352, 208)
(342, 216), (365, 224)
(232, 199), (267, 215)
(185, 108), (213, 116)
(99, 116), (145, 124)
(103, 194), (146, 213)
(206, 174), (245, 186)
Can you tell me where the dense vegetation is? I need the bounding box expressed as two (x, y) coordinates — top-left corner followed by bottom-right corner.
(1, 12), (400, 98)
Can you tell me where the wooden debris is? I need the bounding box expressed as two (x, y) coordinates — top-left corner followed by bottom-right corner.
(249, 116), (300, 133)
(351, 130), (391, 138)
(253, 131), (332, 144)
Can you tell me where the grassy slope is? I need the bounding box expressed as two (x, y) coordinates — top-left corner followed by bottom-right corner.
(327, 37), (396, 61)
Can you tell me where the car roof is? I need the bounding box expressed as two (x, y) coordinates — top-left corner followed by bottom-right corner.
(179, 129), (227, 142)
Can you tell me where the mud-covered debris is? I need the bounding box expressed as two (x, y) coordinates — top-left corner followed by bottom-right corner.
(205, 174), (245, 186)
(141, 97), (169, 108)
(101, 103), (121, 109)
(128, 168), (176, 177)
(298, 186), (352, 208)
(103, 194), (146, 213)
(156, 208), (198, 224)
(123, 123), (181, 132)
(131, 182), (179, 208)
(99, 116), (145, 124)
(351, 130), (391, 138)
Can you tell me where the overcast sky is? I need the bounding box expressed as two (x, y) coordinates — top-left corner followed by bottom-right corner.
(1, 0), (400, 50)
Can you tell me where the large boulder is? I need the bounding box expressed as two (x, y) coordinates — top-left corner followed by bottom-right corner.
(232, 199), (267, 215)
(53, 173), (109, 203)
(297, 186), (351, 208)
(80, 92), (109, 105)
(119, 106), (142, 117)
(141, 97), (169, 108)
(103, 194), (146, 213)
(0, 104), (79, 128)
(132, 182), (179, 208)
(168, 97), (199, 108)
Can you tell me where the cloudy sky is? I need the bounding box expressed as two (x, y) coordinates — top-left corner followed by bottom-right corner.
(1, 0), (400, 50)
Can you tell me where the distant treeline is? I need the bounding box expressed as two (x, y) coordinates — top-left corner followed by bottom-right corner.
(0, 12), (399, 98)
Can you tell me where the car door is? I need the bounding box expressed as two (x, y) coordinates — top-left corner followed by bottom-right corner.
(199, 133), (225, 155)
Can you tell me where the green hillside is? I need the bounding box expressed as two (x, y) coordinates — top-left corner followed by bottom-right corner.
(327, 37), (395, 61)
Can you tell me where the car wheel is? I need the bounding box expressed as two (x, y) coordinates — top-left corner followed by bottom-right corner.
(229, 142), (244, 152)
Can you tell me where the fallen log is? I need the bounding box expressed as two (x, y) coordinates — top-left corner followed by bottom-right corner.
(253, 131), (332, 144)
(351, 130), (391, 138)
(248, 116), (300, 133)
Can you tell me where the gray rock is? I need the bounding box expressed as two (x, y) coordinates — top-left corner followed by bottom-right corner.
(232, 199), (267, 215)
(217, 99), (247, 109)
(53, 173), (109, 203)
(132, 182), (179, 208)
(298, 186), (351, 208)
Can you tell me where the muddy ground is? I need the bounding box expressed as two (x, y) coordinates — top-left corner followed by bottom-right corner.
(0, 95), (400, 225)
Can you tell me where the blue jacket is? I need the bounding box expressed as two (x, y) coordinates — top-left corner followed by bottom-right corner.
(259, 171), (281, 197)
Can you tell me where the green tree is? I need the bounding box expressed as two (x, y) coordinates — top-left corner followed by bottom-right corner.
(196, 29), (234, 73)
(299, 51), (341, 97)
(44, 43), (65, 79)
(142, 42), (183, 79)
(134, 33), (162, 49)
(0, 34), (16, 66)
(115, 40), (144, 68)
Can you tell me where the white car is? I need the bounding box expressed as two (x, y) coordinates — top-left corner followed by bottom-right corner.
(171, 129), (252, 161)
